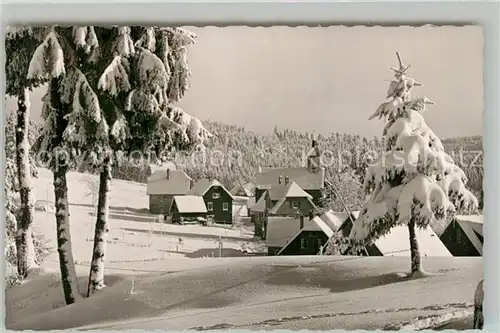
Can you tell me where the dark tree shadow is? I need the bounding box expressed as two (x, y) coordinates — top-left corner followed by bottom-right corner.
(264, 266), (434, 293)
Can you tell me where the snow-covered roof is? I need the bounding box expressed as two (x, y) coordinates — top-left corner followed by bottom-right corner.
(372, 225), (452, 257)
(266, 216), (302, 248)
(319, 210), (346, 231)
(146, 169), (192, 195)
(229, 182), (255, 197)
(246, 197), (256, 209)
(249, 193), (267, 213)
(276, 216), (335, 255)
(268, 196), (316, 215)
(455, 214), (483, 225)
(188, 179), (234, 199)
(256, 167), (325, 191)
(172, 195), (207, 214)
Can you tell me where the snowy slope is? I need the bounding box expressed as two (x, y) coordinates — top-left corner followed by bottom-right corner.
(6, 256), (482, 330)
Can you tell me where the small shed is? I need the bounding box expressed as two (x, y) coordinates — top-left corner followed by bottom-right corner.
(170, 195), (208, 224)
(439, 214), (483, 256)
(277, 216), (335, 256)
(147, 168), (192, 215)
(188, 179), (234, 224)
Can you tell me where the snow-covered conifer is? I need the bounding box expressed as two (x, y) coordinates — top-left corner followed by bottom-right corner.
(349, 53), (478, 276)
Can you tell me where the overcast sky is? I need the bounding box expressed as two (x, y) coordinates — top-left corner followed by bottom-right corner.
(6, 25), (483, 139)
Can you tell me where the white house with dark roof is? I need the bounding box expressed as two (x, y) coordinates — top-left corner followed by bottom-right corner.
(147, 168), (192, 215)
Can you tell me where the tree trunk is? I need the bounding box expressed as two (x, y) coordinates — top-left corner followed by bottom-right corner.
(15, 89), (38, 278)
(53, 164), (80, 304)
(87, 160), (112, 296)
(408, 217), (423, 275)
(50, 79), (81, 305)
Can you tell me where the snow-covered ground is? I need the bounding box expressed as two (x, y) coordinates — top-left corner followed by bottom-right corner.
(6, 256), (481, 330)
(5, 168), (482, 330)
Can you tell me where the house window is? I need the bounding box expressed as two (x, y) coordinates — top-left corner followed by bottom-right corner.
(291, 201), (299, 209)
(223, 202), (229, 211)
(316, 239), (324, 249)
(207, 202), (213, 211)
(212, 192), (221, 199)
(300, 238), (308, 250)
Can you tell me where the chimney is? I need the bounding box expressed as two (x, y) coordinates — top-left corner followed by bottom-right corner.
(278, 175), (283, 185)
(284, 176), (289, 185)
(166, 169), (170, 180)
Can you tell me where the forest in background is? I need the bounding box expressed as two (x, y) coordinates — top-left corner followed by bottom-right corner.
(40, 118), (481, 212)
(23, 117), (483, 212)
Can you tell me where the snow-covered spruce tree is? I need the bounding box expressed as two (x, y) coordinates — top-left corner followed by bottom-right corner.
(62, 26), (210, 296)
(349, 53), (478, 276)
(5, 27), (47, 278)
(27, 26), (103, 304)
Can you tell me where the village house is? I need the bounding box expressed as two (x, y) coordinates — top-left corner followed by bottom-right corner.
(147, 168), (192, 215)
(249, 179), (318, 238)
(254, 167), (325, 206)
(276, 215), (335, 256)
(170, 195), (208, 224)
(438, 214), (483, 256)
(188, 178), (234, 224)
(265, 216), (305, 255)
(254, 135), (326, 206)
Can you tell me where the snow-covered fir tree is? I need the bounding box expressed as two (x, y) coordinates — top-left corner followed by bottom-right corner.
(5, 27), (47, 278)
(28, 25), (212, 298)
(349, 53), (479, 276)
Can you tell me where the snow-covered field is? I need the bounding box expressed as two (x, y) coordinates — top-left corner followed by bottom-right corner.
(5, 168), (482, 330)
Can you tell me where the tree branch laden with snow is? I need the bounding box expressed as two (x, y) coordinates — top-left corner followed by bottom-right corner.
(27, 31), (65, 80)
(349, 53), (479, 268)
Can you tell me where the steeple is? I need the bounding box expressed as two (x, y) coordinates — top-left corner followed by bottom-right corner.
(306, 132), (321, 173)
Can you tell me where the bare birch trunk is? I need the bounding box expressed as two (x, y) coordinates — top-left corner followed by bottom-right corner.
(87, 160), (112, 296)
(53, 164), (80, 304)
(408, 217), (423, 275)
(51, 79), (80, 304)
(15, 89), (38, 278)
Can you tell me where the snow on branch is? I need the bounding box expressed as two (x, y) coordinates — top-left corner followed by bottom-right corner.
(163, 27), (197, 49)
(98, 56), (131, 96)
(114, 26), (135, 57)
(136, 47), (169, 90)
(135, 27), (156, 52)
(125, 89), (160, 114)
(72, 69), (102, 124)
(72, 26), (99, 54)
(5, 26), (33, 39)
(27, 31), (65, 80)
(110, 112), (130, 144)
(165, 105), (214, 147)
